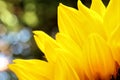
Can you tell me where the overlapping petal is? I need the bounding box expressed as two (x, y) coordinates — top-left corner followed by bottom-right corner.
(54, 52), (80, 80)
(77, 0), (107, 39)
(52, 32), (91, 79)
(108, 25), (120, 65)
(103, 0), (120, 35)
(58, 2), (107, 47)
(83, 34), (115, 79)
(58, 3), (86, 47)
(33, 31), (58, 53)
(56, 33), (82, 57)
(90, 0), (105, 17)
(9, 59), (54, 80)
(33, 31), (59, 62)
(9, 0), (120, 80)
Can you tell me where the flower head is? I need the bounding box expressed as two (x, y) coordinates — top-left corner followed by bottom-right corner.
(9, 0), (120, 80)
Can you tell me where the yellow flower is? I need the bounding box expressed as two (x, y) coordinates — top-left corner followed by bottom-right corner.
(9, 0), (120, 80)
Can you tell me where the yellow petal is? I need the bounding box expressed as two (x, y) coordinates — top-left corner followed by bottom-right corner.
(33, 31), (58, 53)
(56, 33), (92, 79)
(56, 33), (82, 57)
(9, 65), (34, 80)
(43, 39), (59, 62)
(54, 53), (80, 80)
(103, 0), (120, 34)
(110, 46), (120, 67)
(58, 3), (107, 46)
(83, 34), (115, 79)
(9, 59), (53, 80)
(58, 3), (86, 47)
(77, 0), (102, 20)
(77, 0), (107, 39)
(90, 0), (106, 17)
(109, 25), (120, 46)
(33, 31), (60, 62)
(108, 25), (120, 65)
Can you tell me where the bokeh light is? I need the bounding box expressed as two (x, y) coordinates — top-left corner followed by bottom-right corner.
(0, 54), (9, 71)
(0, 72), (10, 80)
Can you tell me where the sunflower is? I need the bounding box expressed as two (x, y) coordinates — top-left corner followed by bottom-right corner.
(9, 0), (120, 80)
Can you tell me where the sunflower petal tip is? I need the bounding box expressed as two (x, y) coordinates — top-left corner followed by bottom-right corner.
(33, 31), (39, 34)
(59, 3), (63, 6)
(33, 31), (45, 36)
(58, 3), (66, 9)
(77, 0), (82, 5)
